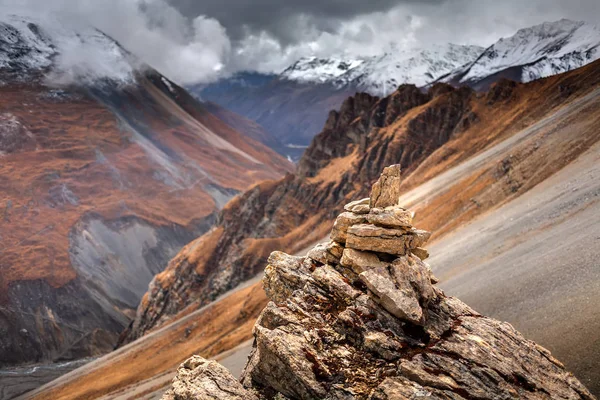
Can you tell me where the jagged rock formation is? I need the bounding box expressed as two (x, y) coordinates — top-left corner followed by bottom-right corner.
(163, 167), (594, 399)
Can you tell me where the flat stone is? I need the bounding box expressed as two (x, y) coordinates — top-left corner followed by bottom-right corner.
(350, 204), (371, 214)
(330, 212), (367, 243)
(346, 224), (411, 255)
(367, 207), (413, 228)
(370, 165), (402, 208)
(340, 248), (388, 274)
(411, 247), (429, 260)
(359, 267), (424, 324)
(408, 229), (431, 249)
(344, 198), (371, 214)
(307, 241), (344, 265)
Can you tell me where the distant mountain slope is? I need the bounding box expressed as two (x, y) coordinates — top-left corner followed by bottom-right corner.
(438, 19), (600, 90)
(197, 44), (482, 160)
(195, 73), (355, 161)
(0, 14), (292, 368)
(202, 101), (288, 158)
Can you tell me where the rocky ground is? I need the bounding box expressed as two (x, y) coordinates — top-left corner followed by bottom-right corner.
(177, 140), (600, 397)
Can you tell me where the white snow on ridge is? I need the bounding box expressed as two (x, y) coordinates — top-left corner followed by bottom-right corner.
(279, 43), (484, 96)
(451, 19), (600, 85)
(351, 44), (484, 96)
(0, 13), (136, 86)
(280, 20), (600, 94)
(281, 57), (366, 84)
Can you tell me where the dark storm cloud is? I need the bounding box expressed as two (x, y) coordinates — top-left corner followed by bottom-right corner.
(159, 0), (600, 74)
(167, 0), (441, 44)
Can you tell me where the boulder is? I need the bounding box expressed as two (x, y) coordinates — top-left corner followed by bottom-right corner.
(162, 356), (257, 400)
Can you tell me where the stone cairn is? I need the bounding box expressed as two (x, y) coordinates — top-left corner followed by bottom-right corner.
(163, 165), (594, 400)
(327, 165), (435, 326)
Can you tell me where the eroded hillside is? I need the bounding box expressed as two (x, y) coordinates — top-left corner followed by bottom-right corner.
(0, 71), (292, 368)
(23, 59), (600, 400)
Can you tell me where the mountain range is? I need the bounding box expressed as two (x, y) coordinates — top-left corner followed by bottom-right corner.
(198, 19), (600, 160)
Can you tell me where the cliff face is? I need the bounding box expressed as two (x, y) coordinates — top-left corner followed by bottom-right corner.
(123, 58), (600, 347)
(162, 168), (594, 399)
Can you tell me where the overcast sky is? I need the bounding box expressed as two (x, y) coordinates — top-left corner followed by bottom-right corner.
(4, 0), (600, 84)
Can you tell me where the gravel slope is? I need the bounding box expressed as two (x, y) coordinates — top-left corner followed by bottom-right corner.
(429, 141), (600, 394)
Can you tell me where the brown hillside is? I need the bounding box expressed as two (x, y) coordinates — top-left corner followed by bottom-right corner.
(0, 72), (292, 367)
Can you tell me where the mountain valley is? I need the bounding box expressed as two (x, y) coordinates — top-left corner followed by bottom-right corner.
(1, 9), (600, 400)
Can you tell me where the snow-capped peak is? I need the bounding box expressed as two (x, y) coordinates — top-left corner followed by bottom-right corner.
(0, 13), (137, 86)
(443, 19), (600, 87)
(279, 43), (484, 96)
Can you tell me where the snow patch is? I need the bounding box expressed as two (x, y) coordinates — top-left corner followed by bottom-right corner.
(161, 77), (176, 94)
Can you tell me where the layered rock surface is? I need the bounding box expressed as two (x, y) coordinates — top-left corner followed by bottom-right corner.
(162, 167), (594, 400)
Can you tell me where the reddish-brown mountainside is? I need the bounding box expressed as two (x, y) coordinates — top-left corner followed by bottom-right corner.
(0, 70), (292, 367)
(122, 60), (600, 346)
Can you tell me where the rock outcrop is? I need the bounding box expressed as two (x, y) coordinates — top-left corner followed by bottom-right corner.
(162, 166), (594, 400)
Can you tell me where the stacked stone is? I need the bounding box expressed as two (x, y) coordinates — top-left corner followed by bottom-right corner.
(307, 165), (438, 326)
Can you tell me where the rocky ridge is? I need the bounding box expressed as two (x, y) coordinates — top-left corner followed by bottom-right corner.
(163, 166), (594, 400)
